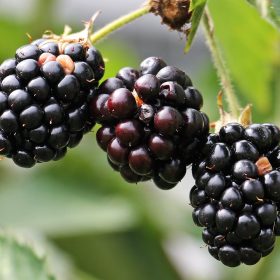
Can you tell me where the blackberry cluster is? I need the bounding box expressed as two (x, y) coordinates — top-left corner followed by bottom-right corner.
(91, 57), (209, 189)
(190, 123), (280, 267)
(0, 39), (104, 167)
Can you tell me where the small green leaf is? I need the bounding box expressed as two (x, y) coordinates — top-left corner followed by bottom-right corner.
(185, 0), (207, 52)
(190, 0), (207, 10)
(0, 234), (55, 280)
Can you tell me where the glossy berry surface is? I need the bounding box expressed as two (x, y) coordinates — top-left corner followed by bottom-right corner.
(107, 88), (137, 119)
(190, 122), (280, 267)
(0, 38), (105, 167)
(91, 57), (209, 188)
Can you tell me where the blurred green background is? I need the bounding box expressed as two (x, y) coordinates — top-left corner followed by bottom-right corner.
(0, 0), (280, 279)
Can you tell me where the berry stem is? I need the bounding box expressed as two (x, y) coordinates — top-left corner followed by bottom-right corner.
(90, 6), (151, 44)
(202, 7), (240, 119)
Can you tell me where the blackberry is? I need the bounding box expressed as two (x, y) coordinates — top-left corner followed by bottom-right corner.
(0, 59), (17, 78)
(16, 59), (39, 82)
(0, 25), (104, 167)
(190, 123), (280, 267)
(1, 74), (22, 94)
(107, 88), (137, 119)
(91, 57), (208, 188)
(116, 67), (140, 91)
(135, 74), (160, 102)
(39, 42), (59, 56)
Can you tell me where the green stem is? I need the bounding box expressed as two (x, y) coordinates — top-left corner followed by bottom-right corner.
(202, 7), (240, 118)
(90, 6), (150, 44)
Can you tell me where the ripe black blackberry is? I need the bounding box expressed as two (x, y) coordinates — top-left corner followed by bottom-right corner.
(91, 57), (209, 189)
(0, 22), (104, 167)
(190, 123), (280, 267)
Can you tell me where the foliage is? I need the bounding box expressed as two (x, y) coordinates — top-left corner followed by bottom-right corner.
(1, 0), (280, 279)
(0, 234), (55, 280)
(247, 0), (280, 30)
(185, 0), (207, 52)
(208, 0), (280, 120)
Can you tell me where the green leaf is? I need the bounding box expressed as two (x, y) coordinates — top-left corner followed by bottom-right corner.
(247, 0), (280, 30)
(0, 138), (140, 237)
(185, 0), (207, 52)
(272, 0), (280, 17)
(0, 234), (55, 280)
(208, 0), (280, 116)
(53, 228), (182, 280)
(0, 231), (102, 280)
(75, 270), (100, 280)
(0, 176), (139, 237)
